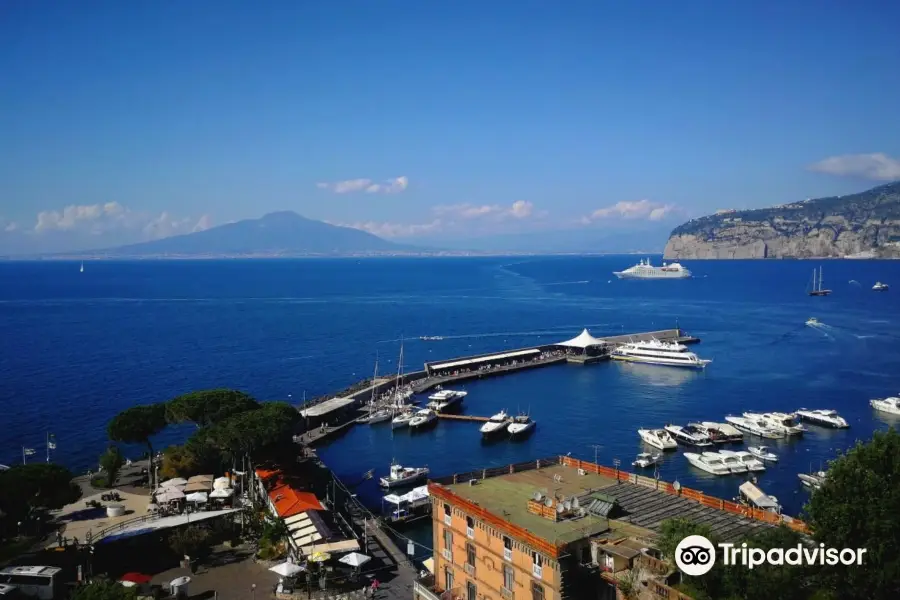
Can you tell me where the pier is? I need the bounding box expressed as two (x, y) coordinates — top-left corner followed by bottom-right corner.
(435, 413), (491, 422)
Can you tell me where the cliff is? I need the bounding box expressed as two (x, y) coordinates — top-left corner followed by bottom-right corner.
(664, 182), (900, 259)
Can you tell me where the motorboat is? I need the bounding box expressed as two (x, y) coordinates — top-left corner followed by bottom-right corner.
(611, 339), (711, 369)
(638, 428), (678, 451)
(873, 282), (889, 291)
(737, 481), (781, 514)
(391, 409), (416, 429)
(795, 408), (849, 429)
(507, 414), (536, 438)
(379, 461), (429, 489)
(697, 421), (744, 443)
(717, 449), (765, 472)
(632, 452), (662, 468)
(479, 410), (511, 437)
(426, 388), (467, 413)
(798, 471), (827, 490)
(747, 446), (778, 462)
(684, 452), (730, 476)
(744, 411), (805, 436)
(664, 424), (713, 447)
(408, 409), (438, 430)
(806, 317), (819, 326)
(613, 258), (692, 279)
(724, 415), (784, 439)
(870, 396), (900, 416)
(703, 451), (747, 473)
(420, 335), (445, 340)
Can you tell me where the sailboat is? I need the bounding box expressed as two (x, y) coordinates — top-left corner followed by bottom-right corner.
(363, 354), (392, 425)
(808, 266), (831, 296)
(79, 261), (84, 273)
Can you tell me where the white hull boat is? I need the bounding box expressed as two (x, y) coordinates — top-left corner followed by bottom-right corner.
(725, 415), (783, 439)
(409, 409), (438, 430)
(798, 471), (827, 490)
(507, 415), (536, 437)
(664, 424), (713, 447)
(704, 451), (747, 473)
(480, 410), (511, 437)
(795, 409), (849, 428)
(391, 410), (416, 429)
(426, 389), (468, 413)
(697, 421), (744, 443)
(744, 411), (805, 436)
(613, 258), (691, 279)
(870, 396), (900, 416)
(684, 452), (730, 476)
(638, 428), (678, 451)
(747, 446), (778, 462)
(717, 449), (765, 472)
(737, 481), (781, 514)
(611, 339), (710, 369)
(632, 452), (662, 468)
(873, 282), (889, 291)
(380, 461), (429, 489)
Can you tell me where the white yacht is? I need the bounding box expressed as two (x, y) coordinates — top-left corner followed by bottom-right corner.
(684, 452), (730, 476)
(426, 389), (467, 413)
(638, 428), (678, 451)
(479, 410), (511, 438)
(613, 258), (692, 279)
(724, 415), (784, 439)
(364, 408), (393, 424)
(798, 471), (827, 490)
(379, 461), (429, 489)
(795, 408), (849, 429)
(873, 281), (889, 291)
(632, 452), (662, 468)
(408, 409), (438, 430)
(391, 408), (416, 429)
(664, 424), (714, 447)
(507, 414), (536, 438)
(870, 396), (900, 416)
(747, 446), (778, 462)
(704, 451), (747, 473)
(717, 449), (765, 472)
(697, 421), (744, 443)
(744, 412), (805, 436)
(611, 339), (710, 369)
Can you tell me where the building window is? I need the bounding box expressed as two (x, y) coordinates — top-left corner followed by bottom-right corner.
(503, 536), (513, 561)
(443, 503), (452, 525)
(466, 515), (475, 538)
(443, 529), (453, 561)
(503, 564), (515, 591)
(467, 581), (477, 600)
(531, 581), (545, 600)
(444, 567), (454, 592)
(466, 542), (476, 566)
(532, 551), (543, 579)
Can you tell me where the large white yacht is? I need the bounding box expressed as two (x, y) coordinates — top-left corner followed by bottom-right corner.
(684, 452), (730, 476)
(426, 389), (467, 413)
(744, 412), (805, 436)
(638, 428), (678, 451)
(870, 395), (900, 416)
(391, 408), (416, 429)
(613, 259), (692, 279)
(795, 409), (849, 429)
(479, 410), (511, 438)
(409, 409), (438, 430)
(696, 421), (744, 443)
(664, 424), (713, 447)
(704, 451), (747, 473)
(725, 415), (784, 439)
(718, 449), (766, 472)
(611, 339), (711, 369)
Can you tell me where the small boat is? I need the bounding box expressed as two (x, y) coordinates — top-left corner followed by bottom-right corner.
(697, 421), (744, 443)
(379, 461), (429, 488)
(718, 449), (766, 472)
(706, 451), (747, 473)
(638, 428), (678, 451)
(870, 396), (900, 416)
(480, 410), (511, 437)
(426, 388), (467, 413)
(391, 409), (416, 429)
(747, 446), (778, 462)
(684, 452), (730, 476)
(79, 261), (84, 273)
(806, 317), (819, 326)
(737, 481), (781, 514)
(795, 408), (849, 429)
(664, 424), (713, 447)
(507, 414), (536, 438)
(808, 266), (831, 296)
(632, 452), (662, 468)
(873, 282), (889, 291)
(798, 471), (827, 490)
(420, 335), (444, 341)
(364, 409), (393, 424)
(725, 415), (783, 439)
(408, 409), (438, 430)
(744, 411), (805, 436)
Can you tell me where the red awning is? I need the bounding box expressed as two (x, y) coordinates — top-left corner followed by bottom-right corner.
(120, 572), (152, 584)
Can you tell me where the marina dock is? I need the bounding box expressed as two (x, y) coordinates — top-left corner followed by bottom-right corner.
(435, 414), (491, 422)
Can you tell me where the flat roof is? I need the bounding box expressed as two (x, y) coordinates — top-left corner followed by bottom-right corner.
(430, 349), (540, 371)
(0, 566), (61, 576)
(299, 396), (356, 417)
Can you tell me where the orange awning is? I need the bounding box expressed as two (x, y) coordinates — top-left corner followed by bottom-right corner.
(269, 484), (325, 518)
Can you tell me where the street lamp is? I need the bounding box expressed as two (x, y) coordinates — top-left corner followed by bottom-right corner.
(251, 583), (256, 600)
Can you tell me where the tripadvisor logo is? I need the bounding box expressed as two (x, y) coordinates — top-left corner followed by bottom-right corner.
(675, 535), (867, 576)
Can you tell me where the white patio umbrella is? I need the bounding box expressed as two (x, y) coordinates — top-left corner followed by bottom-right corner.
(160, 477), (188, 487)
(155, 488), (185, 503)
(213, 476), (231, 490)
(185, 492), (208, 503)
(269, 561), (305, 577)
(338, 552), (371, 568)
(209, 488), (234, 498)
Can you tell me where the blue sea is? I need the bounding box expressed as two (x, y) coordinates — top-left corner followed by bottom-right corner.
(2, 256), (900, 525)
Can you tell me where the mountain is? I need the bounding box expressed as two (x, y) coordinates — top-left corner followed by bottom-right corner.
(95, 211), (414, 257)
(664, 182), (900, 259)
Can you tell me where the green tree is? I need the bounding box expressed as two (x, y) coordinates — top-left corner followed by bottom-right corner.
(71, 579), (137, 600)
(107, 404), (167, 488)
(206, 402), (299, 462)
(721, 526), (817, 600)
(805, 428), (900, 600)
(166, 389), (259, 428)
(99, 446), (125, 489)
(0, 463), (81, 530)
(657, 518), (725, 600)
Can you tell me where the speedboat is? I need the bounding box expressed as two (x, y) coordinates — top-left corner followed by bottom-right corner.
(798, 471), (827, 490)
(873, 282), (889, 291)
(737, 481), (781, 514)
(725, 415), (784, 439)
(426, 389), (467, 413)
(664, 424), (713, 447)
(638, 428), (678, 451)
(408, 409), (438, 430)
(420, 335), (445, 340)
(632, 452), (662, 468)
(611, 339), (711, 369)
(703, 451), (746, 473)
(744, 412), (805, 436)
(379, 461), (429, 488)
(697, 421), (744, 443)
(747, 446), (778, 462)
(391, 409), (416, 429)
(795, 408), (849, 429)
(870, 396), (900, 416)
(806, 317), (819, 326)
(507, 414), (536, 438)
(718, 449), (765, 472)
(479, 410), (511, 438)
(684, 452), (730, 476)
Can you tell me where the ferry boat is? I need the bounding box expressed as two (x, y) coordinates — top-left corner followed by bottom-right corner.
(684, 452), (730, 476)
(697, 421), (744, 443)
(613, 258), (692, 279)
(748, 446), (778, 462)
(632, 452), (662, 468)
(664, 424), (713, 447)
(873, 282), (889, 291)
(724, 415), (784, 439)
(870, 395), (900, 416)
(717, 449), (765, 472)
(744, 411), (805, 436)
(704, 451), (747, 473)
(479, 410), (511, 438)
(426, 389), (467, 413)
(611, 339), (711, 369)
(408, 409), (438, 430)
(379, 461), (429, 489)
(507, 414), (536, 438)
(638, 428), (678, 451)
(795, 408), (849, 429)
(737, 481), (781, 514)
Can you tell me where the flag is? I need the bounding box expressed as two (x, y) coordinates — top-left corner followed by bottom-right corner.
(48, 434), (57, 450)
(23, 448), (36, 456)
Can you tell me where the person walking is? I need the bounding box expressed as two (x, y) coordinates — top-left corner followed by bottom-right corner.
(370, 579), (379, 597)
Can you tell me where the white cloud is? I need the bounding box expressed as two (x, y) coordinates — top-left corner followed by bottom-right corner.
(31, 202), (212, 240)
(433, 200), (535, 221)
(317, 176), (409, 194)
(808, 153), (900, 181)
(340, 219), (443, 238)
(582, 199), (678, 223)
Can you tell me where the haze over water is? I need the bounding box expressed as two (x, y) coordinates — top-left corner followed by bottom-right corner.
(2, 256), (900, 521)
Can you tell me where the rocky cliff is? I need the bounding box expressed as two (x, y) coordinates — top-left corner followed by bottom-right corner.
(664, 182), (900, 259)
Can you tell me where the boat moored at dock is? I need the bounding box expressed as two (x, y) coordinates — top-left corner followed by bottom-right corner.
(391, 408), (416, 429)
(382, 485), (431, 525)
(684, 452), (730, 476)
(737, 481), (781, 514)
(479, 410), (511, 438)
(795, 408), (849, 428)
(613, 258), (692, 279)
(507, 414), (536, 438)
(705, 451), (747, 473)
(379, 461), (429, 489)
(697, 421), (744, 443)
(664, 424), (714, 447)
(611, 339), (711, 369)
(725, 415), (784, 439)
(638, 428), (678, 451)
(748, 446), (778, 462)
(632, 452), (662, 468)
(717, 449), (766, 472)
(798, 471), (827, 490)
(426, 388), (467, 413)
(744, 411), (805, 436)
(408, 409), (438, 430)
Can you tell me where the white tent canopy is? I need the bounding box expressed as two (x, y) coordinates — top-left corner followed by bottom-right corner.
(213, 477), (232, 490)
(383, 485), (429, 505)
(270, 561), (305, 577)
(557, 328), (606, 349)
(209, 488), (234, 499)
(339, 552), (371, 568)
(155, 488), (185, 503)
(185, 492), (208, 503)
(160, 478), (188, 488)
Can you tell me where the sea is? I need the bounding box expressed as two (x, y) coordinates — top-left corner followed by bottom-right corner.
(2, 256), (900, 546)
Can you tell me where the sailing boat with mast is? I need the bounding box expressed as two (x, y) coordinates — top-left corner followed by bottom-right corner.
(362, 353), (391, 424)
(808, 266), (831, 296)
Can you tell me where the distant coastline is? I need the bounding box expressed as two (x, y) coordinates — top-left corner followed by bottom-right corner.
(0, 250), (667, 260)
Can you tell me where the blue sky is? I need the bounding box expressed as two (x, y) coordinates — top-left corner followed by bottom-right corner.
(2, 1), (900, 251)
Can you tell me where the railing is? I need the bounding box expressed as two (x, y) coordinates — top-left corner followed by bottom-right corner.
(532, 563), (543, 579)
(503, 547), (512, 561)
(647, 580), (693, 600)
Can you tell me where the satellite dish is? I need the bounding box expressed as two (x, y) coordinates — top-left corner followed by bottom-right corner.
(544, 498), (553, 507)
(673, 480), (682, 492)
(533, 491), (543, 502)
(556, 504), (565, 514)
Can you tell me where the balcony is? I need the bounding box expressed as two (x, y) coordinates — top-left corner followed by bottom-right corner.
(466, 526), (474, 538)
(413, 577), (460, 600)
(503, 547), (512, 561)
(500, 587), (514, 599)
(532, 563), (543, 579)
(442, 549), (452, 562)
(464, 563), (475, 576)
(444, 514), (452, 526)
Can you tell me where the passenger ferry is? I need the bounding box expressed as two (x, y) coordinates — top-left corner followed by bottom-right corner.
(611, 339), (711, 369)
(613, 258), (692, 279)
